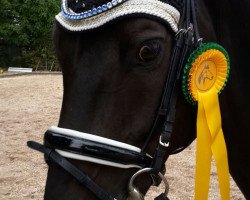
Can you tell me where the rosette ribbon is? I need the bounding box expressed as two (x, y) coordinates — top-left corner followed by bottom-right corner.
(182, 43), (230, 200)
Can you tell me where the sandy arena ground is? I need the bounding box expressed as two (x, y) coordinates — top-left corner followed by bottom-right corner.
(0, 73), (245, 199)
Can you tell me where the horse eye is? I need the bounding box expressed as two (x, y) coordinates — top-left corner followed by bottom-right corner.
(138, 41), (161, 62)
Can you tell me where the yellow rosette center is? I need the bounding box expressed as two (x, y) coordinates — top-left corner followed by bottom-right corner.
(189, 49), (228, 102)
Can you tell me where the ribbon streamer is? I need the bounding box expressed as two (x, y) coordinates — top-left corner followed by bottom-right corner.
(195, 92), (230, 200)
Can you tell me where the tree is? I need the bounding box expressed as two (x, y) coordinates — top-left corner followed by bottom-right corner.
(0, 0), (60, 69)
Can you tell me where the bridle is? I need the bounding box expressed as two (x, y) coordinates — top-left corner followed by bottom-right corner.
(27, 0), (201, 199)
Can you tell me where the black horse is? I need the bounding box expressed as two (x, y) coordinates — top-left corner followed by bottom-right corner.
(29, 0), (250, 199)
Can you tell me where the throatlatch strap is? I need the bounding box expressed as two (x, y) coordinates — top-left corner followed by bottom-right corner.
(27, 141), (116, 200)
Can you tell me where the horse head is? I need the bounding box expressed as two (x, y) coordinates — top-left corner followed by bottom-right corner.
(43, 1), (202, 199)
(28, 0), (250, 199)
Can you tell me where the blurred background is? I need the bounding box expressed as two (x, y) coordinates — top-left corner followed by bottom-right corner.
(0, 0), (60, 72)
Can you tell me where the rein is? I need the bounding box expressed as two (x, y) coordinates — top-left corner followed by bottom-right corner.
(27, 0), (201, 199)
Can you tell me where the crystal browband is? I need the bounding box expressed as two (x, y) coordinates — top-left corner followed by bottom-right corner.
(62, 0), (126, 20)
(56, 0), (180, 32)
(44, 126), (152, 168)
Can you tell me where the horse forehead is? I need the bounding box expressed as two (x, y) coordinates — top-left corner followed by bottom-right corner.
(118, 18), (169, 37)
(64, 17), (170, 52)
(82, 18), (169, 40)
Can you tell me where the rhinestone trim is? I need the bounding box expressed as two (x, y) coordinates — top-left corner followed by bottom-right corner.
(62, 0), (126, 20)
(56, 0), (180, 32)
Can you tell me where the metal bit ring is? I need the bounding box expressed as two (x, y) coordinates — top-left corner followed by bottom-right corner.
(127, 168), (169, 200)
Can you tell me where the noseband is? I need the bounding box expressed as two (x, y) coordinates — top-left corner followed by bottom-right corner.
(28, 0), (200, 199)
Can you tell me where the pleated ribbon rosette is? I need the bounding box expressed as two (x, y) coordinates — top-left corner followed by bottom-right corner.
(182, 43), (230, 200)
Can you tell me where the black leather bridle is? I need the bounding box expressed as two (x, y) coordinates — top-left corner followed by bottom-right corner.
(27, 0), (201, 199)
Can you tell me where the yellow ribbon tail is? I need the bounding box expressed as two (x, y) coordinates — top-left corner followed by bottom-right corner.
(195, 92), (230, 200)
(195, 98), (212, 200)
(212, 128), (230, 200)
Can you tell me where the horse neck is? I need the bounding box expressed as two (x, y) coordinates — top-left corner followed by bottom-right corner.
(201, 1), (250, 198)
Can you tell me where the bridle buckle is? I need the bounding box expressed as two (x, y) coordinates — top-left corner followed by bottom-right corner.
(159, 136), (169, 147)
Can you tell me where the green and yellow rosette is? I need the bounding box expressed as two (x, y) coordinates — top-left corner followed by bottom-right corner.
(182, 43), (230, 200)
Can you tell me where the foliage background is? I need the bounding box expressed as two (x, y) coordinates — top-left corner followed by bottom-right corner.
(0, 0), (60, 70)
